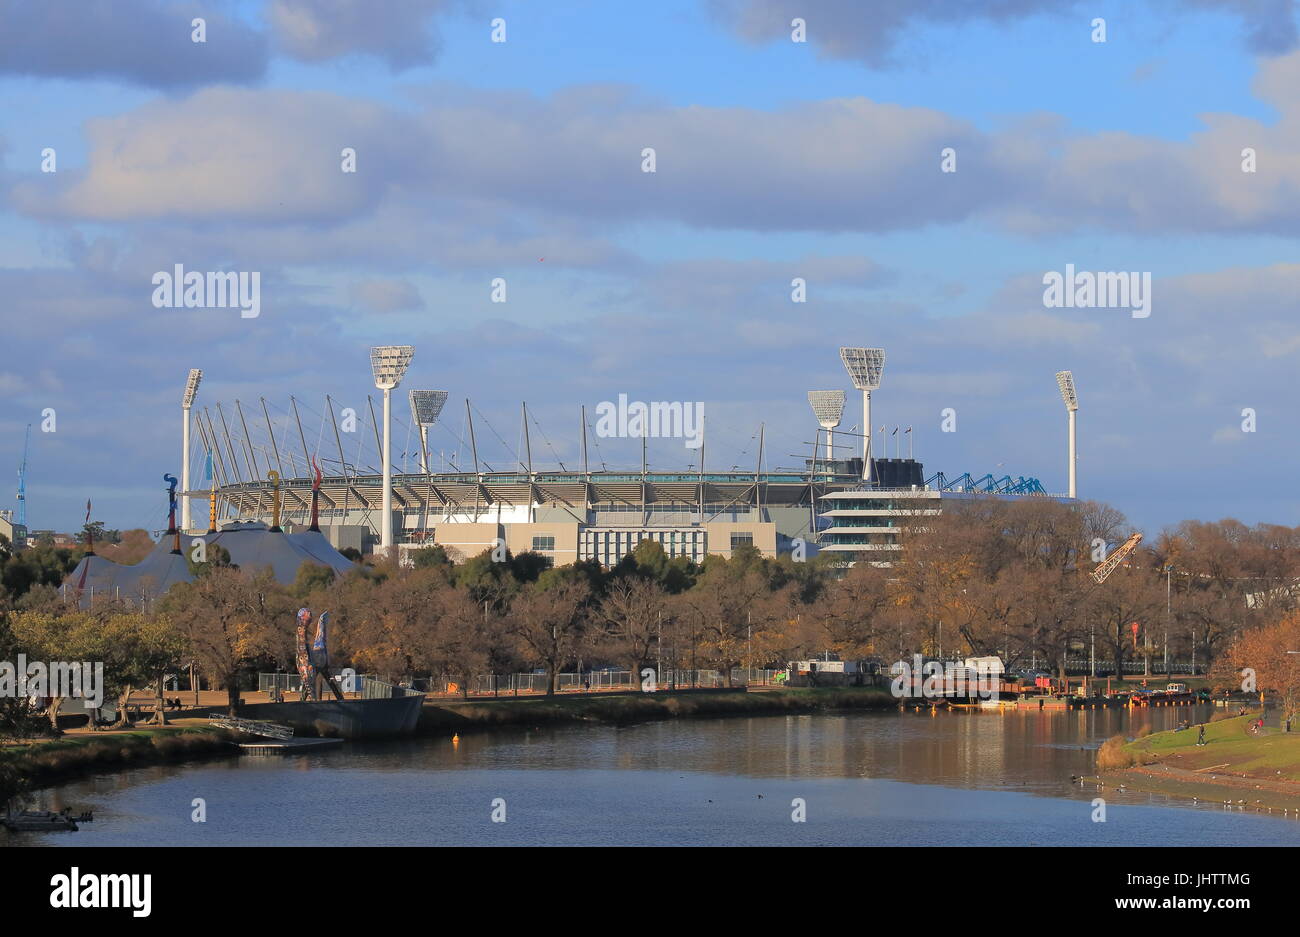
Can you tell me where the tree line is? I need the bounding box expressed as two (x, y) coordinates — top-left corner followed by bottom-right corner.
(3, 495), (1300, 732)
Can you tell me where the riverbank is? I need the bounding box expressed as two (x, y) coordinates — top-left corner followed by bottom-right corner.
(0, 726), (239, 801)
(1103, 713), (1300, 810)
(1, 687), (896, 798)
(416, 685), (897, 733)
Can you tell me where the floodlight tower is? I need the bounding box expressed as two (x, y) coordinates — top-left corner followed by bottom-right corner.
(807, 391), (846, 461)
(371, 346), (415, 556)
(839, 348), (885, 482)
(181, 369), (202, 531)
(409, 390), (449, 473)
(1055, 370), (1078, 499)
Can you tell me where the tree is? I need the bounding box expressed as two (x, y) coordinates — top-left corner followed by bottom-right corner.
(96, 529), (155, 565)
(409, 545), (452, 569)
(1220, 612), (1300, 724)
(598, 577), (666, 677)
(8, 610), (102, 731)
(509, 579), (591, 695)
(160, 566), (291, 715)
(96, 612), (189, 728)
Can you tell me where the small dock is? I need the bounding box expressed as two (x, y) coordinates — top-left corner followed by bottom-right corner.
(238, 737), (345, 755)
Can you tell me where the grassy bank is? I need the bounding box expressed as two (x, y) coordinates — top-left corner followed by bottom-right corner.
(418, 686), (896, 733)
(0, 726), (239, 801)
(1100, 714), (1300, 809)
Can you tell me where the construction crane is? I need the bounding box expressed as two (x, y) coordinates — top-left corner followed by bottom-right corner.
(16, 423), (30, 529)
(1091, 532), (1143, 584)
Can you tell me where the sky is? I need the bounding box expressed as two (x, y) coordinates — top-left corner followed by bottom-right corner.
(1, 0), (1298, 537)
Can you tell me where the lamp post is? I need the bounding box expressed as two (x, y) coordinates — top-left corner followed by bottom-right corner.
(839, 348), (885, 482)
(370, 346), (415, 557)
(181, 369), (202, 531)
(1055, 370), (1078, 499)
(1170, 564), (1180, 670)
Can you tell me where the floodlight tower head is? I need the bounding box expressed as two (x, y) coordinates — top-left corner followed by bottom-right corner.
(409, 390), (449, 427)
(1056, 370), (1078, 411)
(808, 390), (846, 464)
(371, 345), (414, 389)
(182, 369), (202, 409)
(839, 347), (885, 391)
(807, 390), (846, 429)
(839, 348), (885, 481)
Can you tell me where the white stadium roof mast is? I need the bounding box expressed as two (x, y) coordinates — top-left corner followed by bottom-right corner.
(409, 390), (449, 474)
(1055, 370), (1078, 499)
(839, 347), (885, 482)
(807, 390), (846, 461)
(371, 346), (415, 556)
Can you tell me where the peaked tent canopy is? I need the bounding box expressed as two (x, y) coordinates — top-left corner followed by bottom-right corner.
(63, 522), (356, 606)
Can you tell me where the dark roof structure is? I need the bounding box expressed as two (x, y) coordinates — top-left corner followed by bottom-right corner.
(64, 522), (355, 604)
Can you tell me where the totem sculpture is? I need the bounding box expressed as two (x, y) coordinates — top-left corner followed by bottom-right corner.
(309, 456), (322, 532)
(164, 473), (182, 554)
(296, 607), (315, 701)
(295, 608), (345, 702)
(268, 470), (282, 532)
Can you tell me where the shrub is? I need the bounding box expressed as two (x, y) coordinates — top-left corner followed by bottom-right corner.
(1097, 734), (1139, 771)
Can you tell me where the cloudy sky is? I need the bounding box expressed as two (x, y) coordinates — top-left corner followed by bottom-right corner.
(1, 0), (1298, 536)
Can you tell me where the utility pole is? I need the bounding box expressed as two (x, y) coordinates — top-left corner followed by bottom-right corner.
(1170, 564), (1180, 670)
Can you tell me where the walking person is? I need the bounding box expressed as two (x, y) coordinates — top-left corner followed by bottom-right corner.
(1196, 724), (1206, 746)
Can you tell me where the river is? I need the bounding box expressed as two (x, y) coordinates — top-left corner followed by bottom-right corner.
(8, 704), (1300, 846)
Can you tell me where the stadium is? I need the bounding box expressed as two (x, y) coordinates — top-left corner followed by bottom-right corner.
(178, 347), (1078, 569)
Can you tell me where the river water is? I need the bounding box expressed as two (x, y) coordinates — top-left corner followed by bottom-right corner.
(8, 704), (1300, 846)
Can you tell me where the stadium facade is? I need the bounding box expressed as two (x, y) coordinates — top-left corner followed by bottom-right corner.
(204, 456), (1071, 569)
(181, 347), (1075, 568)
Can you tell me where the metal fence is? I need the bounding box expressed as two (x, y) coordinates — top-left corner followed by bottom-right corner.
(259, 673), (303, 694)
(468, 668), (729, 695)
(1060, 660), (1201, 676)
(359, 676), (424, 699)
(730, 668), (786, 686)
(265, 667), (766, 699)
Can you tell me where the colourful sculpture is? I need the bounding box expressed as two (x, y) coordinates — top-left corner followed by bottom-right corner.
(164, 473), (181, 554)
(267, 470), (282, 532)
(309, 456), (322, 532)
(295, 607), (315, 701)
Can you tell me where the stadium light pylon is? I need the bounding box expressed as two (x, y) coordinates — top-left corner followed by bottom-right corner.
(371, 346), (415, 556)
(807, 390), (846, 461)
(1056, 370), (1078, 499)
(839, 348), (885, 482)
(181, 369), (202, 531)
(409, 390), (449, 474)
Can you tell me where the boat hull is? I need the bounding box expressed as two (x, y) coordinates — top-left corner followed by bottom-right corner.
(209, 696), (424, 739)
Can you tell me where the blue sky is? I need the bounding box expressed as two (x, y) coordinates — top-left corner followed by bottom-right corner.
(1, 0), (1299, 537)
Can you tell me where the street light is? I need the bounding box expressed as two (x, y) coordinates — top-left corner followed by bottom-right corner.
(370, 346), (415, 556)
(181, 368), (202, 531)
(408, 390), (449, 474)
(807, 390), (846, 462)
(1055, 370), (1078, 499)
(839, 347), (885, 482)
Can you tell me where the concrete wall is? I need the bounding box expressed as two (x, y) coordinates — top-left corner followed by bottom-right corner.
(427, 522), (502, 562)
(504, 521), (580, 565)
(702, 521), (777, 559)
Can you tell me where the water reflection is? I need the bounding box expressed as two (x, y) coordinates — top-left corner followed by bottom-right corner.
(8, 705), (1300, 847)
